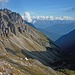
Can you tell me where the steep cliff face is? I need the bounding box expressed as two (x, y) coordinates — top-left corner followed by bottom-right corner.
(0, 9), (74, 75)
(0, 8), (23, 36)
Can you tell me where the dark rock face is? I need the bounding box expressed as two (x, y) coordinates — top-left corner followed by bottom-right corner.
(3, 8), (23, 23)
(0, 9), (24, 37)
(0, 9), (38, 38)
(9, 12), (23, 23)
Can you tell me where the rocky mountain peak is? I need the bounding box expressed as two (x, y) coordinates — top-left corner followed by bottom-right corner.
(0, 9), (25, 37)
(0, 8), (23, 23)
(3, 8), (12, 14)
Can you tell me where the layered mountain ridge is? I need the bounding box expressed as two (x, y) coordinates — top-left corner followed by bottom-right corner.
(33, 20), (75, 41)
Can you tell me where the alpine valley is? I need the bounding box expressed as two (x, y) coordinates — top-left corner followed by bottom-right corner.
(0, 9), (75, 75)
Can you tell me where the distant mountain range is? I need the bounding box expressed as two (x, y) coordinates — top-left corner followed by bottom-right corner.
(33, 20), (75, 41)
(45, 22), (75, 35)
(33, 20), (75, 29)
(37, 28), (61, 41)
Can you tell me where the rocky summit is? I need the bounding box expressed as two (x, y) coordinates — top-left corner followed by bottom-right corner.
(0, 9), (75, 75)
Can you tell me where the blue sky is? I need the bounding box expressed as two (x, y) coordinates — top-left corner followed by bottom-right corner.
(0, 0), (75, 18)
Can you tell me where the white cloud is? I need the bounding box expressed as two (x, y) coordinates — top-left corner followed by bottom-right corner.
(31, 16), (74, 21)
(22, 16), (24, 20)
(22, 12), (74, 23)
(61, 16), (73, 20)
(0, 0), (8, 6)
(49, 16), (54, 20)
(24, 12), (32, 23)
